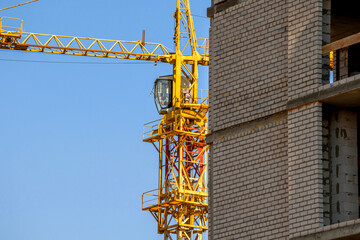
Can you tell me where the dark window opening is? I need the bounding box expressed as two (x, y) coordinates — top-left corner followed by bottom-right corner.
(349, 43), (360, 77)
(331, 1), (360, 42)
(323, 0), (360, 83)
(357, 111), (360, 215)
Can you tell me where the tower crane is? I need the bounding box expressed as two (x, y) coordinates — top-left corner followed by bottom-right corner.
(0, 0), (209, 239)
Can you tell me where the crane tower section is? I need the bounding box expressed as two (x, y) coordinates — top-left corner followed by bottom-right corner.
(0, 0), (209, 239)
(143, 1), (209, 239)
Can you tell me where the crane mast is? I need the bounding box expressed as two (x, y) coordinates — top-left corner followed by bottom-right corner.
(142, 1), (208, 239)
(0, 0), (209, 239)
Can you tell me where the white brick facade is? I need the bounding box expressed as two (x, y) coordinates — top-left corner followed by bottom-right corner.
(207, 0), (360, 239)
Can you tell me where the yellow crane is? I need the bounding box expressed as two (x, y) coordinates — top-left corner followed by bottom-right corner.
(0, 1), (209, 239)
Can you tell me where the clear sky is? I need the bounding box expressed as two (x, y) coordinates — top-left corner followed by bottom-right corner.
(0, 1), (210, 239)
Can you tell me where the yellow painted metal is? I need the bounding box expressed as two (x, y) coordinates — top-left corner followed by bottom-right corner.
(0, 0), (39, 12)
(0, 31), (207, 64)
(0, 17), (23, 39)
(330, 51), (333, 71)
(142, 1), (209, 239)
(0, 0), (209, 239)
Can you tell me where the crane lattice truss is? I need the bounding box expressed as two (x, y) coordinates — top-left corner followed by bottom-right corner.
(0, 0), (209, 239)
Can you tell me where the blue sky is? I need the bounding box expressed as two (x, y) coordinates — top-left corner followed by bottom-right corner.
(0, 1), (210, 239)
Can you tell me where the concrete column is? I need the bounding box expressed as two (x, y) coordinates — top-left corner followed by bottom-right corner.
(334, 48), (349, 81)
(330, 110), (358, 223)
(323, 109), (331, 225)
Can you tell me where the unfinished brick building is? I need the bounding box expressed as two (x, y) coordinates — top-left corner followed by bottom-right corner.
(207, 0), (360, 239)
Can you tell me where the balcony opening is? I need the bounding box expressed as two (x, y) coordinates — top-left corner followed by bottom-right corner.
(322, 0), (360, 83)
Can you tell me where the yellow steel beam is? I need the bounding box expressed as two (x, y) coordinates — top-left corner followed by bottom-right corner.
(0, 0), (39, 12)
(0, 30), (208, 65)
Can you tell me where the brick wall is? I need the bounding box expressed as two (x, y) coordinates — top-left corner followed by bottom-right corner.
(322, 108), (331, 225)
(287, 103), (323, 238)
(330, 110), (358, 223)
(209, 0), (327, 239)
(322, 0), (331, 84)
(286, 0), (324, 237)
(209, 0), (290, 239)
(211, 120), (289, 239)
(287, 0), (323, 99)
(334, 48), (349, 81)
(209, 0), (288, 133)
